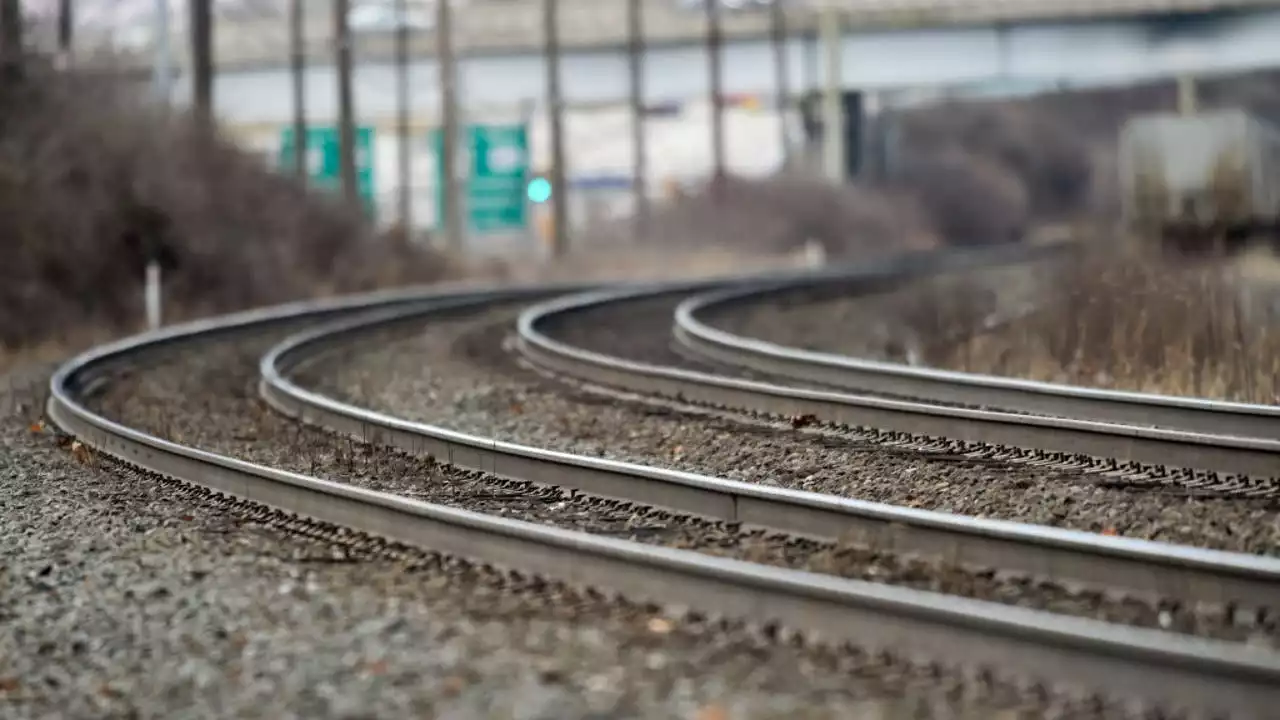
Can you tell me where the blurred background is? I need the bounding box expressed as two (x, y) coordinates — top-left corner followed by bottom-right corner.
(5, 0), (1280, 349)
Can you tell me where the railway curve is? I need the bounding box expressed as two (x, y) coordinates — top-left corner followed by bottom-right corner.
(41, 255), (1280, 718)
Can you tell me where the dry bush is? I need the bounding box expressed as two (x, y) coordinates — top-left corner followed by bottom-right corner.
(895, 102), (1092, 223)
(587, 175), (940, 260)
(0, 59), (458, 351)
(893, 145), (1030, 247)
(940, 245), (1280, 403)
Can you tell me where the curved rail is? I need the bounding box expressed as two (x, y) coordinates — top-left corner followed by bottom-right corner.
(519, 286), (1280, 480)
(674, 276), (1280, 441)
(264, 290), (1280, 611)
(259, 289), (1280, 718)
(40, 276), (1280, 717)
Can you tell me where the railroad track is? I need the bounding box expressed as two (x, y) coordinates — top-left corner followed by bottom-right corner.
(45, 247), (1280, 718)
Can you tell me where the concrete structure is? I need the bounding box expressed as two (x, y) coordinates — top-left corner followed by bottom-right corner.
(36, 0), (1280, 71)
(52, 5), (1279, 127)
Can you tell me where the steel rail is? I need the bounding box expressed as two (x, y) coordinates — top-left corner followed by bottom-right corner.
(674, 275), (1280, 441)
(261, 289), (1280, 615)
(518, 286), (1280, 479)
(42, 283), (1280, 718)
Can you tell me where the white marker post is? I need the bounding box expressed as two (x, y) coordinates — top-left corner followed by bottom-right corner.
(145, 261), (162, 331)
(145, 0), (171, 333)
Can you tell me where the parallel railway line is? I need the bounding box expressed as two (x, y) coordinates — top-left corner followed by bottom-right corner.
(675, 279), (1280, 440)
(43, 248), (1280, 718)
(520, 287), (1280, 483)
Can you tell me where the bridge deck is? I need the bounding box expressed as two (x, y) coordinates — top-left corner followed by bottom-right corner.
(39, 0), (1280, 73)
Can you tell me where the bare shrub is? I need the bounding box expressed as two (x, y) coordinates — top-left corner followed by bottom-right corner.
(587, 175), (941, 260)
(893, 145), (1030, 247)
(895, 101), (1092, 222)
(0, 60), (458, 350)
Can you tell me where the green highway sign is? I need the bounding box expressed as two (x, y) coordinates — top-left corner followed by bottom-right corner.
(279, 126), (377, 213)
(430, 123), (530, 234)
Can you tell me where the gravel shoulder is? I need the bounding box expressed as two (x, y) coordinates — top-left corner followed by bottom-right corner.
(3, 362), (1044, 719)
(62, 331), (1124, 719)
(295, 302), (1279, 645)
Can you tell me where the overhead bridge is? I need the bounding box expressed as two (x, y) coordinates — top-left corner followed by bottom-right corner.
(42, 0), (1280, 124)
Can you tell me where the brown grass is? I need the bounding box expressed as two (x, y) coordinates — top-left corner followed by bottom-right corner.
(937, 244), (1280, 404)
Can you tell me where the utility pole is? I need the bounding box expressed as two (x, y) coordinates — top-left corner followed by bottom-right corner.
(335, 0), (359, 210)
(705, 0), (725, 187)
(56, 0), (73, 68)
(770, 0), (790, 167)
(152, 0), (172, 104)
(190, 0), (214, 129)
(544, 0), (568, 257)
(626, 0), (647, 240)
(395, 0), (412, 233)
(0, 0), (20, 83)
(819, 4), (844, 184)
(438, 0), (464, 253)
(289, 0), (307, 182)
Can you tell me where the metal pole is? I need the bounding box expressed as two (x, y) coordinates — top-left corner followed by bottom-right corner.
(0, 0), (20, 83)
(56, 0), (73, 68)
(544, 0), (569, 257)
(626, 0), (647, 240)
(152, 0), (173, 104)
(770, 0), (790, 167)
(395, 0), (412, 232)
(289, 0), (307, 183)
(438, 0), (464, 253)
(819, 4), (844, 184)
(335, 0), (359, 210)
(190, 0), (213, 128)
(705, 0), (725, 186)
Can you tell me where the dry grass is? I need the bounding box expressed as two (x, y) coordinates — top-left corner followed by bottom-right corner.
(937, 244), (1280, 403)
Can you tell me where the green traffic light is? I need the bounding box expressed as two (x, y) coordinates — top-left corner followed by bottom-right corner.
(527, 177), (552, 203)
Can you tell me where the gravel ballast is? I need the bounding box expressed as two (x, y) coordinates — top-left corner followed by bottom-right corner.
(293, 302), (1279, 646)
(60, 331), (1130, 719)
(695, 261), (1055, 364)
(0, 357), (1079, 719)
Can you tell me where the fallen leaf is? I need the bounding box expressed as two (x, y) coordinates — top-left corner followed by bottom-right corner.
(509, 402), (524, 414)
(28, 421), (44, 433)
(441, 675), (466, 696)
(646, 617), (673, 635)
(0, 677), (19, 693)
(365, 659), (388, 675)
(1101, 527), (1119, 536)
(181, 515), (194, 522)
(695, 703), (730, 720)
(71, 440), (94, 466)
